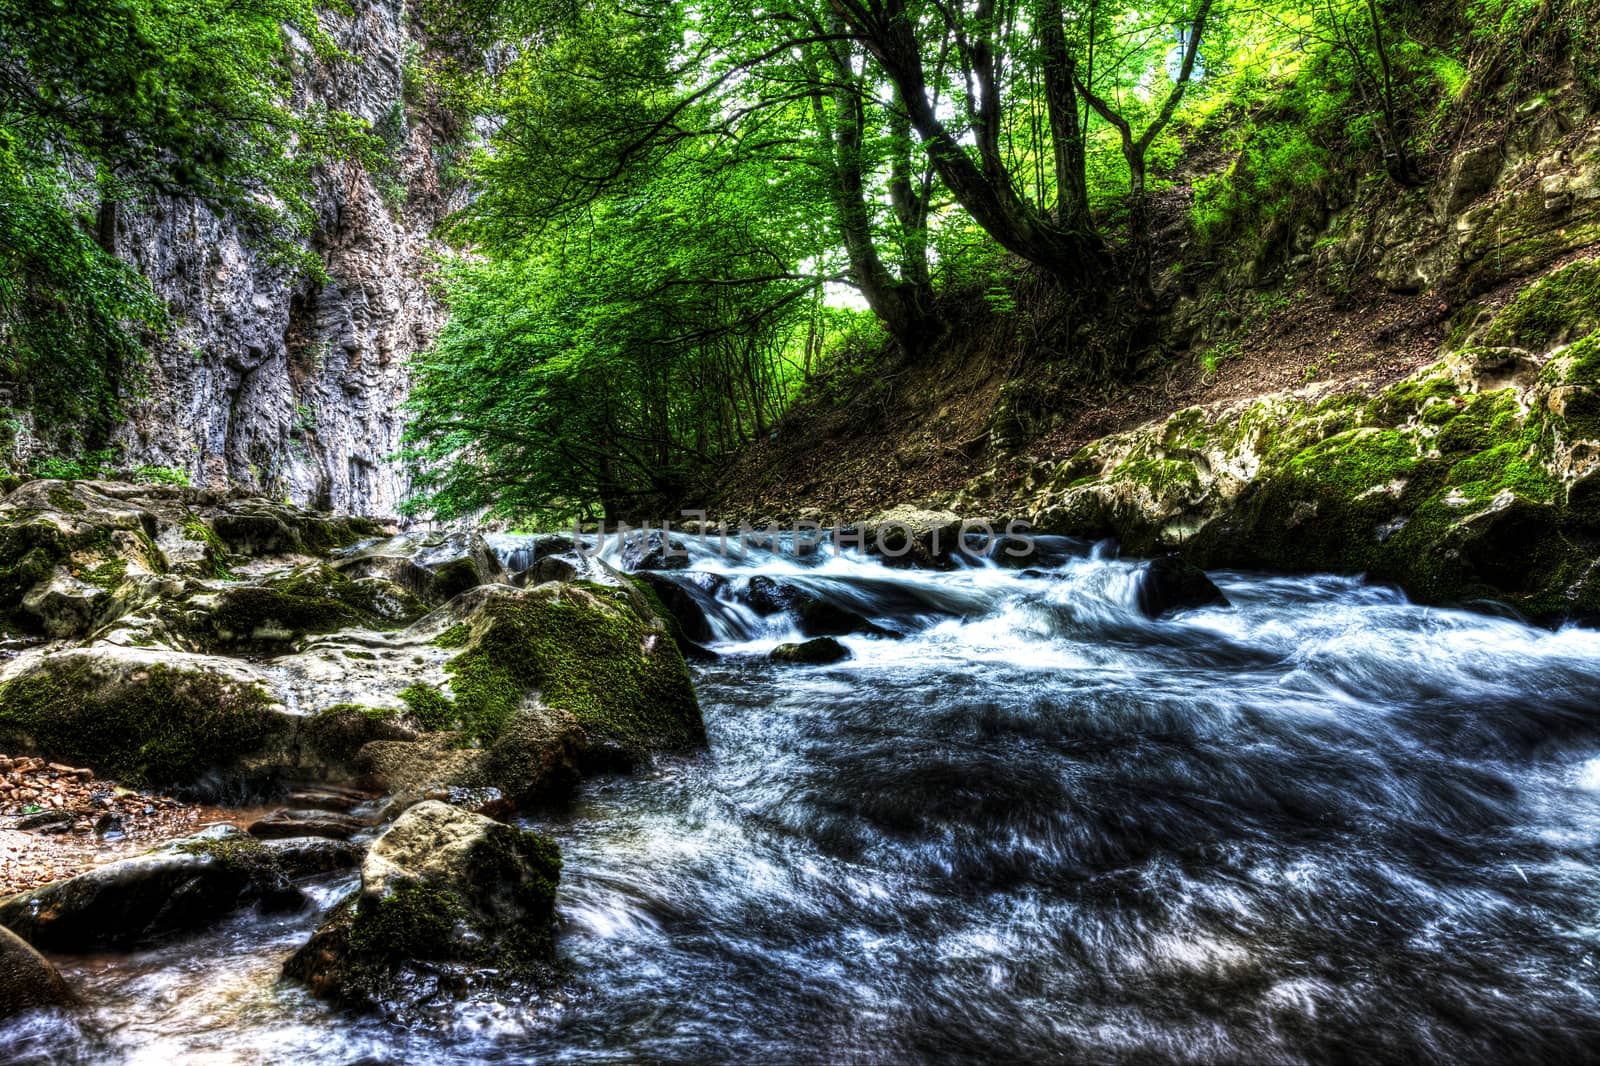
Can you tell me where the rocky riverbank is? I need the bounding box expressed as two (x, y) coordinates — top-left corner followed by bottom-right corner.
(931, 256), (1600, 624)
(0, 482), (704, 1020)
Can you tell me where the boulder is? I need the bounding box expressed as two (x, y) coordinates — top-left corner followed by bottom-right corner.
(618, 530), (690, 571)
(771, 637), (852, 665)
(393, 583), (704, 760)
(740, 577), (886, 637)
(0, 480), (167, 637)
(0, 646), (293, 793)
(1136, 556), (1230, 619)
(355, 708), (583, 809)
(197, 564), (426, 647)
(207, 498), (379, 559)
(283, 801), (561, 1015)
(0, 826), (301, 951)
(248, 808), (373, 841)
(631, 571), (718, 652)
(522, 554), (579, 586)
(859, 507), (963, 569)
(0, 925), (72, 1019)
(333, 531), (508, 606)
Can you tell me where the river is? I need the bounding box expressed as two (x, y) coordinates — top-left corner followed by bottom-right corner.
(6, 537), (1600, 1063)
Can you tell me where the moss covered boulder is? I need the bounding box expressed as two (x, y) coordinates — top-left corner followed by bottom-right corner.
(194, 564), (426, 648)
(401, 582), (704, 762)
(0, 646), (293, 792)
(283, 800), (561, 1015)
(0, 480), (168, 637)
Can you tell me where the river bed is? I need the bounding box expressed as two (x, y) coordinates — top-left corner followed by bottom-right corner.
(5, 542), (1600, 1063)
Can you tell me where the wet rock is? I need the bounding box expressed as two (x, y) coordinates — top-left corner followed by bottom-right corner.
(771, 637), (852, 665)
(358, 707), (583, 810)
(13, 810), (72, 832)
(283, 801), (561, 1015)
(744, 575), (799, 615)
(296, 704), (422, 784)
(285, 785), (379, 814)
(632, 571), (717, 652)
(0, 924), (72, 1019)
(0, 826), (302, 951)
(260, 837), (363, 879)
(248, 808), (372, 841)
(486, 534), (576, 579)
(742, 577), (886, 637)
(859, 507), (963, 569)
(619, 530), (690, 571)
(418, 786), (514, 821)
(334, 531), (508, 606)
(523, 554), (580, 586)
(1136, 556), (1230, 619)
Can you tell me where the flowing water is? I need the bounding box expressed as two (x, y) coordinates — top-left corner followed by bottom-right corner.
(7, 538), (1600, 1064)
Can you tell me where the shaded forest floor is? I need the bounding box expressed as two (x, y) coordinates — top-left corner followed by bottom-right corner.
(698, 273), (1466, 524)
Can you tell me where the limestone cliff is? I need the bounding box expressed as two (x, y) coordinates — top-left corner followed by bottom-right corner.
(108, 0), (459, 519)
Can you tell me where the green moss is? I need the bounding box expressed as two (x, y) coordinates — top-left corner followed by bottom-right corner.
(183, 518), (234, 579)
(1110, 456), (1202, 495)
(440, 587), (703, 754)
(200, 566), (421, 647)
(433, 623), (472, 649)
(345, 650), (376, 661)
(1364, 374), (1459, 426)
(347, 880), (464, 960)
(398, 683), (457, 731)
(0, 663), (281, 788)
(1482, 259), (1600, 351)
(176, 834), (282, 881)
(316, 702), (402, 723)
(45, 485), (85, 514)
(81, 559), (127, 590)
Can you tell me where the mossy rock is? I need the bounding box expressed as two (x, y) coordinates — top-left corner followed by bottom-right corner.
(1479, 258), (1600, 351)
(415, 584), (704, 761)
(299, 703), (420, 780)
(0, 826), (300, 952)
(283, 801), (561, 1016)
(198, 565), (426, 648)
(0, 649), (291, 791)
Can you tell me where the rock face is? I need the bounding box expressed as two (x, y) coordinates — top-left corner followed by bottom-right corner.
(959, 258), (1600, 622)
(91, 0), (462, 517)
(283, 801), (561, 1014)
(0, 925), (72, 1019)
(0, 826), (301, 951)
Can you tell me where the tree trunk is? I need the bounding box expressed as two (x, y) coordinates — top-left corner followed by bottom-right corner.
(1039, 1), (1091, 232)
(95, 197), (117, 254)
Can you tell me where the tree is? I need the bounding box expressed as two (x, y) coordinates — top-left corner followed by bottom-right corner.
(823, 0), (1111, 282)
(457, 0), (944, 352)
(1074, 0), (1216, 293)
(405, 136), (836, 521)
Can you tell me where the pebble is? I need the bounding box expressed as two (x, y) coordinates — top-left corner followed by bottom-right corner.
(0, 751), (266, 894)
